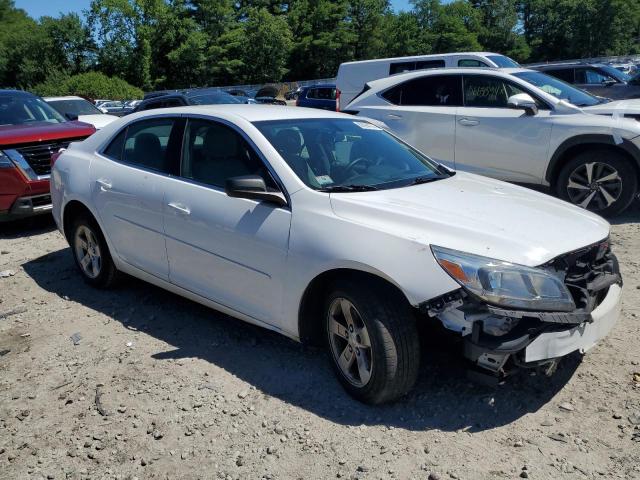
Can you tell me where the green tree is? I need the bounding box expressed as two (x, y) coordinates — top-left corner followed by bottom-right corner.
(238, 8), (292, 83)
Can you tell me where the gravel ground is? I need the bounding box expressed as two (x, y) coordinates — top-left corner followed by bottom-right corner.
(1, 210), (639, 480)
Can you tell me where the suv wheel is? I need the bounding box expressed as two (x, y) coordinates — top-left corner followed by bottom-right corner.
(71, 215), (119, 288)
(324, 279), (420, 404)
(556, 149), (637, 216)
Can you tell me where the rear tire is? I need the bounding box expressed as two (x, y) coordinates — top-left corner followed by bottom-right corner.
(70, 215), (119, 288)
(555, 149), (637, 217)
(324, 278), (420, 404)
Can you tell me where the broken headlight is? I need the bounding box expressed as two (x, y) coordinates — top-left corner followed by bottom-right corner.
(431, 246), (575, 312)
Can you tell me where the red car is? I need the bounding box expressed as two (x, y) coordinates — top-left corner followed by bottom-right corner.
(0, 90), (95, 222)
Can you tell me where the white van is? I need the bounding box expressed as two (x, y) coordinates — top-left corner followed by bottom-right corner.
(336, 52), (520, 109)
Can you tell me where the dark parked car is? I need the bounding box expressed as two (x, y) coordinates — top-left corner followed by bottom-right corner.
(533, 63), (640, 100)
(133, 89), (244, 112)
(254, 85), (287, 106)
(296, 84), (337, 111)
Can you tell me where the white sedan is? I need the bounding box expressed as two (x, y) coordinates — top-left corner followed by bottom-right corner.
(51, 105), (622, 403)
(44, 96), (119, 129)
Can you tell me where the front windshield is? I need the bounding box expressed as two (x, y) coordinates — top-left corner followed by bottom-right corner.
(254, 118), (449, 191)
(189, 93), (242, 105)
(487, 55), (520, 68)
(514, 71), (603, 107)
(599, 64), (630, 82)
(48, 99), (103, 117)
(0, 94), (66, 126)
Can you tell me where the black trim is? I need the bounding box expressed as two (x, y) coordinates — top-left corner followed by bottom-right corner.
(546, 134), (640, 183)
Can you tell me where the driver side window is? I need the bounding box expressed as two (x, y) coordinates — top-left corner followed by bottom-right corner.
(463, 75), (544, 109)
(181, 118), (276, 189)
(576, 68), (615, 85)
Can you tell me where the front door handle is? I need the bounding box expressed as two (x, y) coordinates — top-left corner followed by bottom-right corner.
(458, 118), (479, 127)
(96, 178), (112, 190)
(386, 113), (403, 120)
(167, 202), (191, 215)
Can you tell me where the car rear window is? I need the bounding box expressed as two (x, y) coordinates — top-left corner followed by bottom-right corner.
(389, 60), (445, 75)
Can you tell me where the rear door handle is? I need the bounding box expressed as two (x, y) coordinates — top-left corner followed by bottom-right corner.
(167, 202), (191, 215)
(458, 118), (479, 127)
(96, 179), (112, 190)
(386, 113), (403, 120)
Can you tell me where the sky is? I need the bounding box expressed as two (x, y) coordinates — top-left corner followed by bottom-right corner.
(16, 0), (414, 19)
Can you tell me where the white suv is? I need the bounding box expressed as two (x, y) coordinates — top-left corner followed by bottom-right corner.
(51, 105), (622, 403)
(346, 67), (640, 216)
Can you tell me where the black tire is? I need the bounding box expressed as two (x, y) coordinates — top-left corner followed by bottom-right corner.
(555, 149), (637, 217)
(324, 278), (420, 404)
(70, 214), (119, 288)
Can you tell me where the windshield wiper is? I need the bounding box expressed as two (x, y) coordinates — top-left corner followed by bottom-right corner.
(409, 175), (448, 185)
(319, 184), (379, 192)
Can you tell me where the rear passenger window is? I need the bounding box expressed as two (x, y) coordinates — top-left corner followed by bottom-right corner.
(103, 129), (126, 160)
(120, 118), (179, 172)
(389, 60), (445, 75)
(458, 59), (489, 67)
(382, 75), (462, 106)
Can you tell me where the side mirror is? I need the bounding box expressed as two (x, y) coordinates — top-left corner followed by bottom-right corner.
(507, 93), (538, 116)
(65, 112), (79, 121)
(225, 175), (287, 207)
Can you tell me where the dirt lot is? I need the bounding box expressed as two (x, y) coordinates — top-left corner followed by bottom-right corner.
(1, 210), (639, 480)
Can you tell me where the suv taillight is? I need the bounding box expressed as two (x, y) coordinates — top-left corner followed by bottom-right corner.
(336, 88), (341, 111)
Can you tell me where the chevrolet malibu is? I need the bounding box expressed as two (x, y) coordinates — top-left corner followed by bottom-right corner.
(51, 105), (622, 404)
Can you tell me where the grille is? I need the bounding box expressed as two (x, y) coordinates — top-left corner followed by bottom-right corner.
(549, 239), (621, 313)
(15, 140), (75, 176)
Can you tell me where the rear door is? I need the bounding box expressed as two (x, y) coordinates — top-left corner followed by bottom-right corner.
(454, 74), (552, 183)
(355, 74), (462, 168)
(90, 117), (183, 280)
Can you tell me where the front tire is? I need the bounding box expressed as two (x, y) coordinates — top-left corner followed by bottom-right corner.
(324, 278), (420, 404)
(71, 215), (119, 288)
(556, 149), (637, 216)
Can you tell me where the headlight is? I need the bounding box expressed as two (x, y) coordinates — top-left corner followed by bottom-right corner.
(431, 246), (575, 312)
(0, 150), (14, 168)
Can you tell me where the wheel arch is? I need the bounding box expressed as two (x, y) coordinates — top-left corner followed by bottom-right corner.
(297, 268), (412, 346)
(546, 134), (640, 186)
(62, 199), (101, 245)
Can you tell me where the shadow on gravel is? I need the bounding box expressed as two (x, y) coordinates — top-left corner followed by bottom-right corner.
(0, 214), (56, 239)
(24, 247), (580, 433)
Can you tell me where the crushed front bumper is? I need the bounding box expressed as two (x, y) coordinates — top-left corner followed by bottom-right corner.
(524, 283), (622, 362)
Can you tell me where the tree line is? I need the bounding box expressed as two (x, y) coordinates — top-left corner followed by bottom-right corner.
(1, 0), (639, 95)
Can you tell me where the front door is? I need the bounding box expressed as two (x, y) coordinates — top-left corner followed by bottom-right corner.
(90, 116), (183, 280)
(163, 117), (291, 325)
(454, 74), (552, 184)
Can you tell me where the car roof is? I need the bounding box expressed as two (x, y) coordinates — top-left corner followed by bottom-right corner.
(127, 104), (352, 123)
(366, 67), (533, 88)
(304, 84), (336, 89)
(43, 96), (85, 101)
(0, 89), (35, 97)
(340, 52), (503, 67)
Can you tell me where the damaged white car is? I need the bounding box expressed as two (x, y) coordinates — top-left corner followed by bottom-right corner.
(51, 106), (622, 404)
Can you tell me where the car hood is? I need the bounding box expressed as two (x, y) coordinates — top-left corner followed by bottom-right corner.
(0, 120), (95, 147)
(329, 172), (610, 267)
(582, 99), (640, 115)
(77, 114), (118, 129)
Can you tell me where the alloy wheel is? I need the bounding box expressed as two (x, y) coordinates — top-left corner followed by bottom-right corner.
(74, 225), (102, 279)
(327, 298), (373, 387)
(566, 161), (622, 211)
